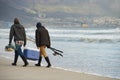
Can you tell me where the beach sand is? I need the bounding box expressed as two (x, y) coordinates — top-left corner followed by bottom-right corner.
(0, 56), (119, 80)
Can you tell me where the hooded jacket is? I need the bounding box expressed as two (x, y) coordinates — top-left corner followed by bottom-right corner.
(35, 25), (51, 47)
(9, 24), (26, 46)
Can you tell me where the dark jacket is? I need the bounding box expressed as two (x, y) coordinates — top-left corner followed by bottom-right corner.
(35, 26), (51, 47)
(9, 24), (26, 46)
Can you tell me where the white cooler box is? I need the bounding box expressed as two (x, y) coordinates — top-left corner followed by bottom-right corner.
(24, 47), (40, 60)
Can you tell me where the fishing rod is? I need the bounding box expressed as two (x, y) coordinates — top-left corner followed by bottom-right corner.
(49, 47), (63, 57)
(26, 36), (63, 57)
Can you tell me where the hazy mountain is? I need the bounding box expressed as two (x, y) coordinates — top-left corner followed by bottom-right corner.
(0, 0), (38, 25)
(25, 0), (120, 17)
(0, 0), (120, 27)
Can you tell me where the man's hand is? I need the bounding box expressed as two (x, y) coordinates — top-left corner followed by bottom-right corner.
(37, 47), (40, 49)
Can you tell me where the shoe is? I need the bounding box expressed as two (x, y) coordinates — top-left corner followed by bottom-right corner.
(35, 56), (42, 66)
(11, 63), (16, 66)
(46, 64), (51, 68)
(35, 64), (41, 66)
(23, 63), (28, 67)
(45, 57), (51, 68)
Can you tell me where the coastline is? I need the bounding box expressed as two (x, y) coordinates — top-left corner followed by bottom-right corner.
(0, 56), (119, 80)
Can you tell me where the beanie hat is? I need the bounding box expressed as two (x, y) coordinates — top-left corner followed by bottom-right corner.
(36, 22), (42, 28)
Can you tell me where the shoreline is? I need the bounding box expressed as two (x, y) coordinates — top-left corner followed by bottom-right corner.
(0, 56), (119, 80)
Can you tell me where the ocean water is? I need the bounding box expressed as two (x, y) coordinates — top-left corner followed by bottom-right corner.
(0, 27), (120, 79)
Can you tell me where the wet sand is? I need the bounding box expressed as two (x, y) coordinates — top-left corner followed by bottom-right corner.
(0, 56), (119, 80)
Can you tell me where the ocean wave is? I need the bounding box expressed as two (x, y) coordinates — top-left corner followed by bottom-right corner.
(48, 27), (120, 34)
(0, 28), (120, 43)
(51, 37), (120, 43)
